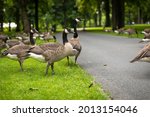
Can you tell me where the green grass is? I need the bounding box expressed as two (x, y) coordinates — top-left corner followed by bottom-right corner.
(0, 55), (109, 100)
(84, 24), (150, 39)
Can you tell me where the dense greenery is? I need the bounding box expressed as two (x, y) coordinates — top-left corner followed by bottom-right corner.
(0, 0), (150, 33)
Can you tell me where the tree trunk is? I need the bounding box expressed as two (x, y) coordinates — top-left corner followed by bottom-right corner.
(63, 0), (67, 27)
(104, 0), (110, 27)
(94, 13), (98, 27)
(8, 20), (11, 32)
(19, 0), (30, 33)
(112, 0), (124, 30)
(138, 7), (143, 24)
(35, 0), (39, 31)
(15, 1), (20, 32)
(117, 0), (124, 29)
(0, 0), (4, 32)
(97, 0), (102, 26)
(112, 0), (118, 30)
(15, 9), (20, 32)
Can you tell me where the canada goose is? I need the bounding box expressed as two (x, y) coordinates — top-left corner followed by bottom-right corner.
(130, 42), (150, 63)
(66, 18), (82, 64)
(124, 28), (138, 37)
(1, 30), (35, 71)
(139, 32), (150, 43)
(114, 28), (124, 34)
(141, 28), (150, 34)
(0, 35), (10, 43)
(15, 29), (36, 45)
(32, 28), (39, 39)
(6, 39), (24, 48)
(1, 44), (34, 71)
(29, 28), (74, 75)
(0, 40), (6, 54)
(40, 29), (57, 42)
(104, 29), (112, 32)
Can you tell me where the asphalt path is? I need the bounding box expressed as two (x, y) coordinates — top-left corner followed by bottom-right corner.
(56, 32), (150, 100)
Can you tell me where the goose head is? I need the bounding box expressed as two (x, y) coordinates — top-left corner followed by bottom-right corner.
(30, 29), (36, 45)
(64, 28), (74, 34)
(75, 18), (82, 22)
(62, 28), (74, 44)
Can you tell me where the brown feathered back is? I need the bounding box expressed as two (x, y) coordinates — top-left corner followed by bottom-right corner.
(130, 43), (150, 63)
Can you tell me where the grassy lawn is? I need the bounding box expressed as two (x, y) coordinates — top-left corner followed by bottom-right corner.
(0, 39), (109, 100)
(84, 24), (150, 39)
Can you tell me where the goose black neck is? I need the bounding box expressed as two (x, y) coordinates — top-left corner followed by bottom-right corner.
(30, 32), (35, 45)
(62, 31), (68, 45)
(73, 25), (78, 38)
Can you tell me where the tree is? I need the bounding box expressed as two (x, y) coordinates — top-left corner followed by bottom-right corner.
(0, 0), (4, 32)
(112, 0), (125, 30)
(35, 0), (39, 31)
(19, 0), (30, 33)
(15, 0), (21, 32)
(104, 0), (110, 27)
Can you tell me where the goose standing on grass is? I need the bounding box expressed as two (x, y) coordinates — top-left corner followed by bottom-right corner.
(66, 18), (82, 64)
(5, 39), (24, 48)
(1, 44), (34, 71)
(15, 29), (37, 45)
(1, 30), (35, 71)
(0, 35), (10, 43)
(39, 28), (57, 42)
(0, 40), (6, 54)
(130, 42), (150, 63)
(29, 28), (75, 75)
(114, 28), (125, 34)
(124, 28), (138, 37)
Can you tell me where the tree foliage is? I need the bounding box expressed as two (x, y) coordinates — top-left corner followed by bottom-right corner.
(1, 0), (150, 32)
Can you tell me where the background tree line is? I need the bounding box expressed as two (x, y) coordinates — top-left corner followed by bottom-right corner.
(0, 0), (150, 33)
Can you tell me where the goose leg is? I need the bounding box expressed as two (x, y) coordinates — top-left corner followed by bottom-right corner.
(51, 63), (55, 75)
(75, 55), (78, 64)
(45, 62), (50, 76)
(18, 59), (24, 71)
(75, 50), (81, 64)
(67, 56), (69, 65)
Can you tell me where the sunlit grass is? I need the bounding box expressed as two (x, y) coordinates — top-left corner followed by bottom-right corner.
(0, 56), (109, 100)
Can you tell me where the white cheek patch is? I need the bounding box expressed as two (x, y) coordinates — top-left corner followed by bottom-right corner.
(64, 29), (69, 33)
(29, 53), (45, 62)
(30, 29), (34, 33)
(75, 18), (80, 22)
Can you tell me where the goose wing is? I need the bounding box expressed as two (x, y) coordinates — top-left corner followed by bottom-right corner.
(130, 43), (150, 63)
(29, 46), (44, 55)
(39, 43), (62, 51)
(69, 38), (81, 51)
(8, 45), (33, 54)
